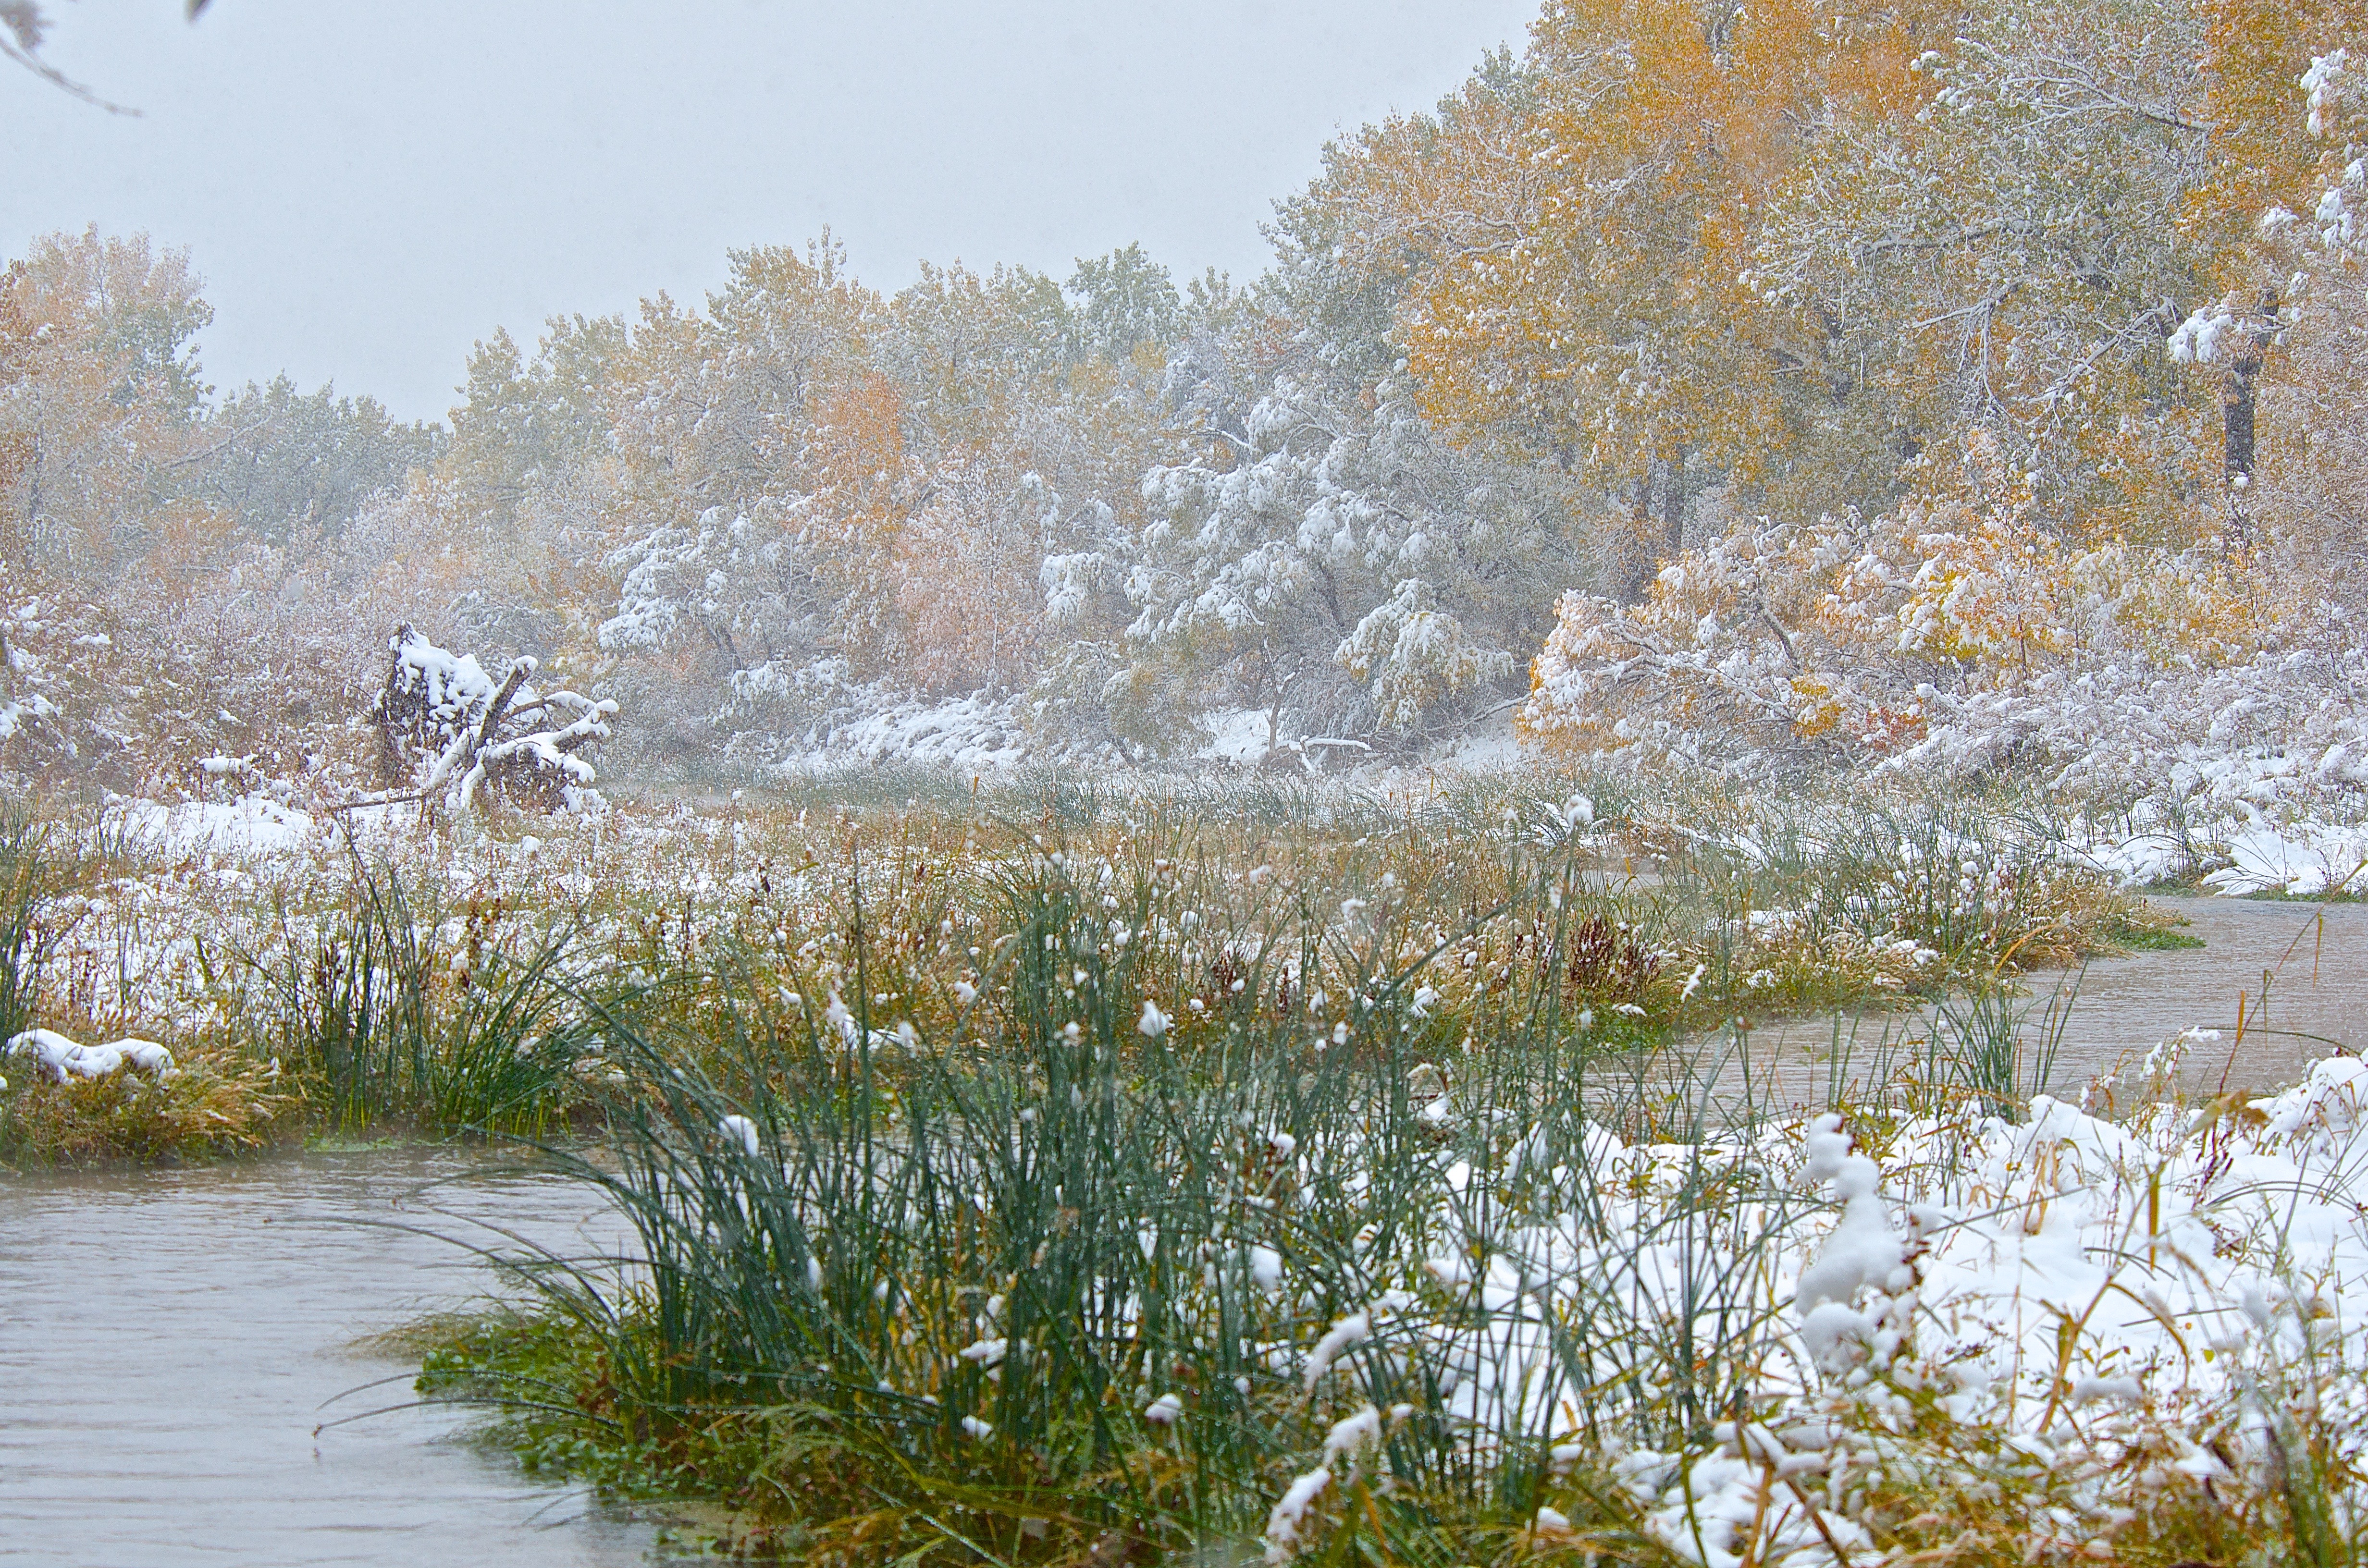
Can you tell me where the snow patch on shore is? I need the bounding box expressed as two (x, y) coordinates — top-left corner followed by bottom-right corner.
(7, 1029), (174, 1081)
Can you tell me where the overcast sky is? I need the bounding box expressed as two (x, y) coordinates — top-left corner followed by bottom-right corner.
(2, 0), (1539, 422)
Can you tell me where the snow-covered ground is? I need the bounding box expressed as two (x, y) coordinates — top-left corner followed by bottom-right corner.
(2066, 792), (2368, 897)
(113, 795), (321, 858)
(2205, 822), (2368, 896)
(774, 689), (1036, 777)
(724, 686), (2368, 908)
(1259, 1037), (2368, 1565)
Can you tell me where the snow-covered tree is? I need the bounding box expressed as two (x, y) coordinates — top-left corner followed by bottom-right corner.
(186, 376), (444, 544)
(1752, 0), (2220, 532)
(443, 314), (624, 535)
(2194, 28), (2368, 603)
(1131, 356), (1581, 752)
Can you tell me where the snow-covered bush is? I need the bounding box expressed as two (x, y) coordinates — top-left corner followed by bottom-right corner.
(0, 486), (503, 798)
(1520, 430), (2320, 784)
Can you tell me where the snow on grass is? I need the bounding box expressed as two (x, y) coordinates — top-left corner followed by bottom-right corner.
(1199, 706), (1276, 764)
(1312, 1032), (2368, 1561)
(7, 1029), (173, 1080)
(2203, 821), (2368, 896)
(112, 794), (321, 859)
(772, 688), (1034, 776)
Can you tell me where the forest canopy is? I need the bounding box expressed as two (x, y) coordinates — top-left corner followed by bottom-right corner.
(5, 0), (2367, 797)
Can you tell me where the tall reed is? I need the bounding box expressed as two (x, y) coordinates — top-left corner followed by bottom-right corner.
(0, 813), (60, 1048)
(436, 829), (1848, 1561)
(254, 858), (592, 1134)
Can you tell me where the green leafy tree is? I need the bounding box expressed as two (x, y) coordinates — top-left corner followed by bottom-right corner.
(188, 375), (444, 544)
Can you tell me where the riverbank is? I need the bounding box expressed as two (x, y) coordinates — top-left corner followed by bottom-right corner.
(0, 770), (2206, 1167)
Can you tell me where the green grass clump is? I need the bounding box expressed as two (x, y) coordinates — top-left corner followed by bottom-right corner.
(247, 859), (600, 1137)
(417, 837), (1723, 1561)
(0, 813), (56, 1048)
(2109, 919), (2208, 951)
(427, 829), (2110, 1564)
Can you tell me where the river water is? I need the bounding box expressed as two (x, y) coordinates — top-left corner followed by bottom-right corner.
(0, 1150), (660, 1568)
(1680, 894), (2368, 1108)
(2038, 894), (2368, 1089)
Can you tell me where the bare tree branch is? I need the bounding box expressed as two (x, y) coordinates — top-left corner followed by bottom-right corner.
(0, 0), (150, 115)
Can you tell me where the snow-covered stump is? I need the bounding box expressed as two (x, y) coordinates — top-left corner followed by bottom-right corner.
(372, 625), (616, 815)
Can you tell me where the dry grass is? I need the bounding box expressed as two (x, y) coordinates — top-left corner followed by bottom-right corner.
(0, 771), (2166, 1164)
(0, 1038), (287, 1164)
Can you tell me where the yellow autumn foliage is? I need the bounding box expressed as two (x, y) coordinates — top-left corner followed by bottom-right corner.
(1522, 432), (2282, 761)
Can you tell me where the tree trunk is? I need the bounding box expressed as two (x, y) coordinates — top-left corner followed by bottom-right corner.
(2225, 354), (2257, 481)
(1660, 447), (1690, 558)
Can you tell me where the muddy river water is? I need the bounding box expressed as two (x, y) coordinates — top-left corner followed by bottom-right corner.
(0, 1151), (657, 1567)
(0, 894), (2361, 1566)
(2040, 894), (2368, 1088)
(1681, 894), (2368, 1108)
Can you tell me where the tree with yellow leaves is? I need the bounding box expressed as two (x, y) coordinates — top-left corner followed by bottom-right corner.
(1521, 427), (2284, 772)
(0, 230), (214, 577)
(1312, 0), (2243, 575)
(1300, 0), (1979, 588)
(2181, 3), (2368, 597)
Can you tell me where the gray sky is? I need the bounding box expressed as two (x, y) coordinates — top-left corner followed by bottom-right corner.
(2, 0), (1539, 423)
